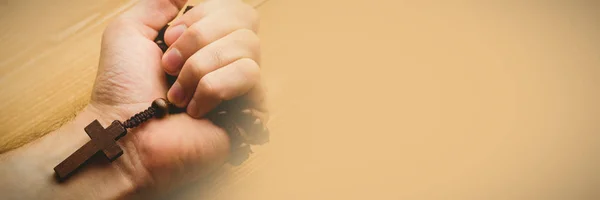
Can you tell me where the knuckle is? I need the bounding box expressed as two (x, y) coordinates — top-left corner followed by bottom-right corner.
(240, 3), (258, 18)
(233, 29), (259, 45)
(208, 47), (225, 69)
(240, 6), (259, 31)
(230, 29), (260, 59)
(232, 28), (256, 39)
(243, 5), (260, 30)
(238, 57), (260, 69)
(187, 52), (221, 78)
(245, 31), (261, 55)
(236, 58), (261, 81)
(247, 7), (259, 25)
(188, 23), (208, 45)
(185, 57), (206, 78)
(247, 30), (261, 46)
(224, 3), (259, 31)
(198, 78), (226, 100)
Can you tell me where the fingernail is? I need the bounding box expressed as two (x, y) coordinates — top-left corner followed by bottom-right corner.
(162, 48), (183, 74)
(187, 99), (199, 118)
(166, 24), (187, 43)
(168, 82), (185, 105)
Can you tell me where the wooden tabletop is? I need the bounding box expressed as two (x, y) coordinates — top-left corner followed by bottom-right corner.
(1, 0), (599, 199)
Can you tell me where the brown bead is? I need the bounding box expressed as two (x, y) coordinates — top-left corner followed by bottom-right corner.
(152, 98), (170, 118)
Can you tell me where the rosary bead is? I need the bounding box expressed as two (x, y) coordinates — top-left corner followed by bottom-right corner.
(152, 98), (170, 118)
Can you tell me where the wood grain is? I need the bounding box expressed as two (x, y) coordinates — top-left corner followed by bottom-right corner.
(2, 0), (600, 199)
(0, 0), (272, 199)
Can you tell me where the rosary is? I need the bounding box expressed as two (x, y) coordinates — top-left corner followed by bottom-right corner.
(54, 6), (269, 181)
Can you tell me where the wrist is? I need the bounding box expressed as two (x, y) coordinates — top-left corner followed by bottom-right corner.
(0, 105), (137, 199)
(87, 101), (141, 125)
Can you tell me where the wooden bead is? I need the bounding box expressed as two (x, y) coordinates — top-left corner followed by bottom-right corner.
(152, 98), (170, 118)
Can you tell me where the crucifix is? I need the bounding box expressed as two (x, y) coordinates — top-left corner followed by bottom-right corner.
(54, 99), (170, 181)
(54, 120), (126, 179)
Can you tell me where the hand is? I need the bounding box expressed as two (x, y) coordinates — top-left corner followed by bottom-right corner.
(161, 0), (261, 118)
(89, 0), (260, 193)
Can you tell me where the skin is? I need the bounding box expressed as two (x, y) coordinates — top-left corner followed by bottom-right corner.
(0, 0), (262, 199)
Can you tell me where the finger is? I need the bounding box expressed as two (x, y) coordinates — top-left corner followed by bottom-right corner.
(187, 58), (261, 118)
(161, 6), (258, 75)
(167, 28), (260, 106)
(105, 0), (188, 41)
(245, 82), (268, 111)
(164, 0), (255, 46)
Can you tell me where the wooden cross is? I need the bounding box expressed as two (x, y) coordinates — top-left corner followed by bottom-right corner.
(54, 120), (127, 181)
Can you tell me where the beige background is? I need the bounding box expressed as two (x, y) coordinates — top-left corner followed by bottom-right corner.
(1, 0), (599, 199)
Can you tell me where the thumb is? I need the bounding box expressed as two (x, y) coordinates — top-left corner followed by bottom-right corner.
(106, 0), (188, 40)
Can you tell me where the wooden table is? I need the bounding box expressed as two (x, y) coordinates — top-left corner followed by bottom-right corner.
(1, 0), (599, 199)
